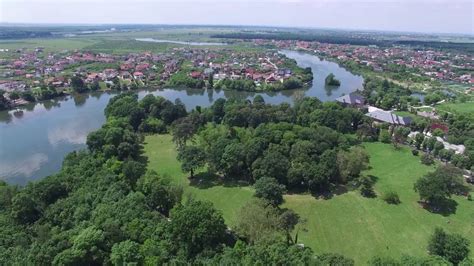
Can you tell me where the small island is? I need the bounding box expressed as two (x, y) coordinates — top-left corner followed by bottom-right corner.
(325, 73), (341, 86)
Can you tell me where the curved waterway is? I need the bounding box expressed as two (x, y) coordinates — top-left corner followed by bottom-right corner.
(0, 50), (363, 184)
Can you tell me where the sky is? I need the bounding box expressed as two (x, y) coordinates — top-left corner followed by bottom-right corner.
(0, 0), (473, 34)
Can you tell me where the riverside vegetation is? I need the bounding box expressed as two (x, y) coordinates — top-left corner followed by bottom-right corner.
(0, 92), (472, 265)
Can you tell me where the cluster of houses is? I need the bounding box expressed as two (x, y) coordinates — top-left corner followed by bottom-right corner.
(0, 46), (301, 99)
(335, 92), (466, 155)
(271, 39), (474, 85)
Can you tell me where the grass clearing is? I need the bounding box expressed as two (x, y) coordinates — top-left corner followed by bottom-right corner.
(144, 135), (474, 264)
(144, 134), (253, 224)
(436, 102), (474, 116)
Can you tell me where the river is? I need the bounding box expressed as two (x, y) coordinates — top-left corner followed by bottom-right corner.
(0, 50), (363, 185)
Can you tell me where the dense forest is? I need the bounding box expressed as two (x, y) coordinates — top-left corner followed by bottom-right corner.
(0, 93), (471, 265)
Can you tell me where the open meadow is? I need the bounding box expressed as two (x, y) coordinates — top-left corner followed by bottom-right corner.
(144, 134), (474, 264)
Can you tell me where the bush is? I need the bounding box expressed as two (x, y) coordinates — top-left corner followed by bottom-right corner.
(382, 191), (401, 204)
(411, 149), (419, 156)
(468, 194), (472, 201)
(359, 176), (376, 198)
(420, 153), (435, 165)
(379, 130), (391, 144)
(432, 128), (445, 137)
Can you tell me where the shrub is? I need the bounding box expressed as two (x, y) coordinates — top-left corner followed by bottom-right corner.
(382, 191), (401, 204)
(359, 176), (376, 198)
(432, 128), (445, 137)
(379, 130), (391, 144)
(468, 194), (472, 201)
(420, 153), (434, 165)
(412, 149), (419, 156)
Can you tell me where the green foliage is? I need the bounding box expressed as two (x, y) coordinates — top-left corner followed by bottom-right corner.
(168, 71), (205, 88)
(421, 153), (435, 165)
(254, 177), (286, 206)
(379, 130), (391, 143)
(169, 199), (227, 258)
(177, 145), (206, 178)
(71, 76), (88, 93)
(325, 73), (341, 86)
(359, 175), (376, 198)
(414, 165), (468, 206)
(214, 78), (256, 91)
(428, 227), (471, 265)
(110, 240), (143, 265)
(382, 191), (401, 204)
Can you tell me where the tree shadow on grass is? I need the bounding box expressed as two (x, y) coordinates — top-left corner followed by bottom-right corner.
(419, 199), (458, 216)
(189, 171), (251, 189)
(311, 182), (361, 200)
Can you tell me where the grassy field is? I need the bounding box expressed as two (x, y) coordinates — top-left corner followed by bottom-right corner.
(436, 101), (474, 116)
(144, 134), (254, 224)
(0, 38), (99, 52)
(144, 134), (474, 264)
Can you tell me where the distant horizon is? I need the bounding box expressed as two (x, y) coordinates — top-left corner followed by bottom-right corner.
(1, 0), (472, 35)
(1, 22), (473, 37)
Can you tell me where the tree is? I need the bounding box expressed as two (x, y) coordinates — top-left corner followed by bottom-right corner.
(278, 209), (300, 244)
(169, 199), (227, 258)
(252, 148), (289, 184)
(337, 146), (370, 183)
(325, 73), (340, 86)
(177, 145), (206, 178)
(235, 199), (284, 244)
(137, 170), (182, 215)
(392, 126), (410, 148)
(110, 240), (142, 266)
(90, 80), (100, 91)
(254, 177), (286, 206)
(53, 226), (106, 265)
(420, 153), (435, 165)
(414, 165), (468, 206)
(10, 192), (41, 224)
(70, 76), (87, 93)
(171, 117), (197, 148)
(433, 141), (445, 157)
(207, 73), (214, 89)
(428, 227), (470, 265)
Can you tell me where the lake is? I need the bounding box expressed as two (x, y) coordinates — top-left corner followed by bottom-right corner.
(0, 51), (363, 185)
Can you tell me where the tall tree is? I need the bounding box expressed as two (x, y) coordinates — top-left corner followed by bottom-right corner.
(177, 145), (206, 178)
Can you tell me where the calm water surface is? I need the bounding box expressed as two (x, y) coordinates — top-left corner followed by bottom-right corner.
(0, 51), (363, 184)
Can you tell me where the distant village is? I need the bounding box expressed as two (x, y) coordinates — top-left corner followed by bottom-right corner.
(0, 46), (306, 108)
(266, 39), (474, 85)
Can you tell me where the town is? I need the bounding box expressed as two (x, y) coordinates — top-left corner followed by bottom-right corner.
(266, 39), (473, 85)
(0, 46), (312, 109)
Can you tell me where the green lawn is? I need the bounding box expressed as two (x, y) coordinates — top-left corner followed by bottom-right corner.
(436, 102), (474, 116)
(144, 134), (254, 224)
(144, 135), (474, 264)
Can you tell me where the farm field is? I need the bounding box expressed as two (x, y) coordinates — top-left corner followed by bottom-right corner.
(144, 134), (474, 264)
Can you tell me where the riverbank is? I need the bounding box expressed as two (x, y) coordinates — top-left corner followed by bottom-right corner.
(1, 51), (364, 184)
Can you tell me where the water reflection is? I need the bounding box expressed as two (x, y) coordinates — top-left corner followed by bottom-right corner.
(0, 51), (364, 185)
(0, 153), (49, 180)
